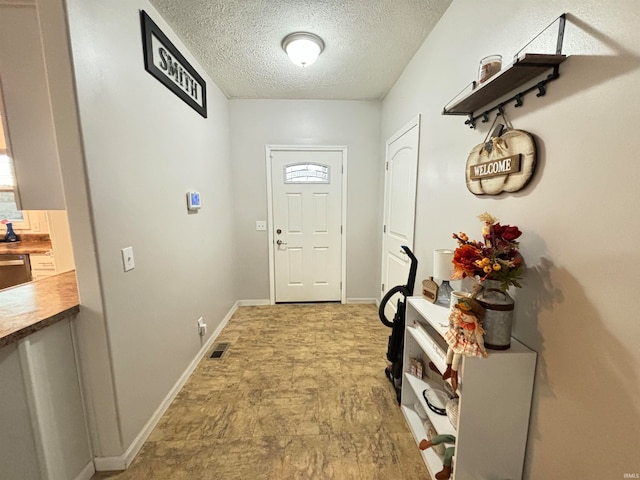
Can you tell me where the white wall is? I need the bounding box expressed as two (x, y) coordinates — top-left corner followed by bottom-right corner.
(382, 0), (640, 477)
(58, 0), (236, 457)
(229, 100), (381, 301)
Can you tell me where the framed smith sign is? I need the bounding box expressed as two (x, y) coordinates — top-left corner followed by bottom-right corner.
(140, 10), (207, 118)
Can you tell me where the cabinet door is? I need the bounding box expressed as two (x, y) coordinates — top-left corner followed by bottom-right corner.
(0, 343), (42, 479)
(46, 210), (75, 273)
(30, 252), (57, 280)
(0, 5), (66, 210)
(19, 317), (93, 479)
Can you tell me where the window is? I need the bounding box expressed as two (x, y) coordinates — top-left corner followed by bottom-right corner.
(0, 106), (29, 230)
(284, 163), (330, 184)
(1, 102), (25, 225)
(0, 91), (26, 223)
(0, 153), (24, 223)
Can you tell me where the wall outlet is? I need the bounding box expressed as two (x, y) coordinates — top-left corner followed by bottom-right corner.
(256, 220), (267, 231)
(197, 317), (207, 336)
(121, 246), (135, 272)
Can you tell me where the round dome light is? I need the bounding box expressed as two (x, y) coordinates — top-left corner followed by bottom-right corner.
(282, 32), (324, 67)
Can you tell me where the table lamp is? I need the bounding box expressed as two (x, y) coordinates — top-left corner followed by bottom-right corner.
(434, 249), (454, 306)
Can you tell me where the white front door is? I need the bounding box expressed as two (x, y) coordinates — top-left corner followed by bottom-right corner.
(381, 116), (420, 318)
(269, 148), (343, 303)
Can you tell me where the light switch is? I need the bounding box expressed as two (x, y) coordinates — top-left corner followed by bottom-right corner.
(121, 246), (135, 272)
(256, 220), (267, 231)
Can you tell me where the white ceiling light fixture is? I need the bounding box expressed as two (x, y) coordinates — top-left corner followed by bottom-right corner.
(282, 32), (324, 67)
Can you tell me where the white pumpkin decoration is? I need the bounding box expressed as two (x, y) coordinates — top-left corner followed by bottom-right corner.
(465, 129), (537, 195)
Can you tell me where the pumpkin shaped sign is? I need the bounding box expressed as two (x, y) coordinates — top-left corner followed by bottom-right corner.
(465, 128), (536, 195)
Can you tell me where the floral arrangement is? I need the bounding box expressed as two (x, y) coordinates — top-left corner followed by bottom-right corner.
(451, 212), (523, 291)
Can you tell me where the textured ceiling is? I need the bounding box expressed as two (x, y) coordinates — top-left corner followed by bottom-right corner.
(148, 0), (452, 100)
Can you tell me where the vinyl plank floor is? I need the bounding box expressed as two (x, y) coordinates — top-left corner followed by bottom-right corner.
(91, 304), (428, 480)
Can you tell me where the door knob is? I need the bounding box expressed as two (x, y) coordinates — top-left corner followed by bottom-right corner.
(276, 239), (287, 246)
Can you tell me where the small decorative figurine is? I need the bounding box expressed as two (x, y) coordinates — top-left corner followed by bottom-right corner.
(442, 296), (487, 391)
(419, 434), (456, 479)
(422, 277), (438, 303)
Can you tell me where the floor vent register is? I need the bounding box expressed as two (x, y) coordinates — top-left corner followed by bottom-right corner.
(209, 342), (229, 359)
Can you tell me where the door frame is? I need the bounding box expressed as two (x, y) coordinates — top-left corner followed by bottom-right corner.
(380, 115), (420, 302)
(266, 145), (348, 305)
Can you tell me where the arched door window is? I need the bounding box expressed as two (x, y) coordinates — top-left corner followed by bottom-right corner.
(284, 163), (330, 184)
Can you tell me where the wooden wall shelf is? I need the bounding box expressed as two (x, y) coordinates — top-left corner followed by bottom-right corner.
(442, 13), (568, 128)
(443, 54), (567, 116)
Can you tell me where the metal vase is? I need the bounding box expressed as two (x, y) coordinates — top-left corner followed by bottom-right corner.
(476, 280), (514, 350)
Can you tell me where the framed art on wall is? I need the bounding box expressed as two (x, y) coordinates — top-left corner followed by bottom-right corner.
(140, 10), (207, 118)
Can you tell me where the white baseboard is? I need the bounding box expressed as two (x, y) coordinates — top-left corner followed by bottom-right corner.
(237, 299), (377, 306)
(236, 299), (271, 306)
(73, 461), (95, 480)
(94, 301), (240, 471)
(345, 298), (377, 304)
(93, 455), (125, 472)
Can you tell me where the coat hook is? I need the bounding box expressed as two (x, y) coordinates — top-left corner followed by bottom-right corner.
(514, 94), (524, 107)
(465, 115), (476, 129)
(497, 104), (505, 115)
(481, 112), (489, 123)
(536, 82), (547, 97)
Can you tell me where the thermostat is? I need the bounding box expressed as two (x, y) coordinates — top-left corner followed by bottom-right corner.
(186, 191), (201, 210)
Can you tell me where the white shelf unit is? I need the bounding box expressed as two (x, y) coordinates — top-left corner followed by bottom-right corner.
(402, 297), (536, 480)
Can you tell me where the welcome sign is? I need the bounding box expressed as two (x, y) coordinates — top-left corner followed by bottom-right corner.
(140, 10), (207, 118)
(469, 154), (521, 180)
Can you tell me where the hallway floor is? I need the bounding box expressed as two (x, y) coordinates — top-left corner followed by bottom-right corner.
(91, 303), (428, 480)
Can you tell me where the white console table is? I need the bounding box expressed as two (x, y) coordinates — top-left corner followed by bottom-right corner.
(401, 297), (536, 480)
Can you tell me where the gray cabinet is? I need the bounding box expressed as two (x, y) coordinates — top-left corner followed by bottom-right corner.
(0, 5), (66, 210)
(0, 316), (93, 480)
(0, 343), (41, 479)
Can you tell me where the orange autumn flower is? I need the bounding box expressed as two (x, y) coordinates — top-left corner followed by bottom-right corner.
(452, 213), (524, 291)
(451, 243), (483, 280)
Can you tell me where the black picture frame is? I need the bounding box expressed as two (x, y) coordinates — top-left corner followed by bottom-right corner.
(140, 10), (207, 118)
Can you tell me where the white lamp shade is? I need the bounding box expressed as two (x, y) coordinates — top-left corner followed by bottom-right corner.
(433, 249), (454, 281)
(282, 32), (324, 67)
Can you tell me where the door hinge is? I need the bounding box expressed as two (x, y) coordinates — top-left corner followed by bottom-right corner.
(386, 162), (389, 171)
(383, 225), (386, 233)
(381, 283), (385, 292)
(341, 225), (343, 234)
(340, 281), (343, 290)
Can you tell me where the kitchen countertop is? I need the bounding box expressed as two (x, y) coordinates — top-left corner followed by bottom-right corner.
(0, 237), (53, 255)
(0, 270), (79, 348)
